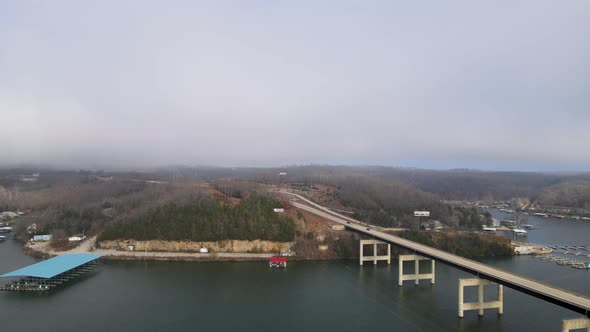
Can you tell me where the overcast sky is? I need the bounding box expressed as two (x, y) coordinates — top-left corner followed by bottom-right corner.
(1, 1), (589, 171)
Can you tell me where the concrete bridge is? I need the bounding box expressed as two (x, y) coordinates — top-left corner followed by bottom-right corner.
(280, 191), (590, 329)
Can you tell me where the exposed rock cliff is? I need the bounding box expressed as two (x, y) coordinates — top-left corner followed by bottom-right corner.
(98, 239), (293, 253)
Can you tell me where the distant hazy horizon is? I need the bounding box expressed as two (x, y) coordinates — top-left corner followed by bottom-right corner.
(1, 1), (589, 172)
(1, 162), (589, 175)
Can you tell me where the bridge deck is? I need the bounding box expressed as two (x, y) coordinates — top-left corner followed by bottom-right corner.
(284, 192), (590, 317)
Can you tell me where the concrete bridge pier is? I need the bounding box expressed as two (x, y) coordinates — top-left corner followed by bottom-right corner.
(359, 240), (391, 266)
(458, 278), (503, 318)
(562, 318), (590, 332)
(398, 254), (435, 286)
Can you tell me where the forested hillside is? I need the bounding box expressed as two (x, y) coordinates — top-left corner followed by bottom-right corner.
(245, 165), (573, 200)
(193, 165), (590, 204)
(536, 181), (590, 209)
(333, 177), (444, 226)
(1, 173), (177, 240)
(334, 177), (482, 228)
(99, 195), (296, 242)
(3, 166), (589, 246)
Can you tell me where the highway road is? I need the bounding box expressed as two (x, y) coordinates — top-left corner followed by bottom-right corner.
(281, 191), (590, 317)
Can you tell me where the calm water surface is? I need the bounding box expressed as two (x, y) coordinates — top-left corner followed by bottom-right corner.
(491, 209), (590, 246)
(1, 214), (589, 331)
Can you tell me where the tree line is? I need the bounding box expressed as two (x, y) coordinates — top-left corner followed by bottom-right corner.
(191, 165), (590, 204)
(99, 195), (296, 242)
(332, 177), (482, 229)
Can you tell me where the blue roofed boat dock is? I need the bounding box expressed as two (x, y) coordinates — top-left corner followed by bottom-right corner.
(0, 253), (102, 292)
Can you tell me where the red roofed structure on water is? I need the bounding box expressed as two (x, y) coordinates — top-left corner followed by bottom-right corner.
(269, 257), (287, 268)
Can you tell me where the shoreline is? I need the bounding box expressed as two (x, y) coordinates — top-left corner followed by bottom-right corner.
(24, 247), (350, 263)
(21, 237), (346, 262)
(24, 240), (278, 262)
(20, 232), (518, 263)
(23, 246), (278, 262)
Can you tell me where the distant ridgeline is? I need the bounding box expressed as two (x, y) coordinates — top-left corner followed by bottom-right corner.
(99, 195), (296, 242)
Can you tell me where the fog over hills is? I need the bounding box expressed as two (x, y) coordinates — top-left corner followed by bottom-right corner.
(1, 1), (589, 171)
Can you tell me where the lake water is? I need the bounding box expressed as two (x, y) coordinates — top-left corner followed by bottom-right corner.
(490, 209), (590, 246)
(1, 213), (589, 331)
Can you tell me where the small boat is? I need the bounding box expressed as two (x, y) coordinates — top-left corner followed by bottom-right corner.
(0, 227), (12, 233)
(572, 263), (590, 269)
(523, 224), (537, 230)
(501, 220), (516, 227)
(512, 228), (528, 236)
(0, 235), (6, 242)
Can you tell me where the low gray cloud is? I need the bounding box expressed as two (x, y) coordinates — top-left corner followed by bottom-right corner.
(1, 1), (589, 171)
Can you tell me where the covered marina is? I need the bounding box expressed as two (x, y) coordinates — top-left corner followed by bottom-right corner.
(0, 253), (102, 292)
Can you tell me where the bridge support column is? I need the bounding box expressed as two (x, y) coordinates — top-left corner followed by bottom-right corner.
(359, 240), (390, 266)
(398, 254), (435, 286)
(562, 318), (590, 332)
(458, 278), (503, 318)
